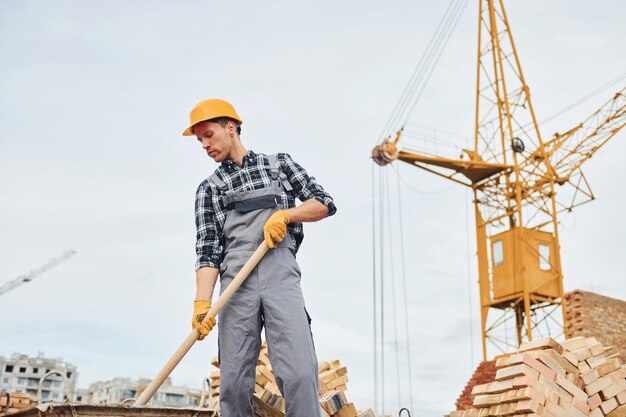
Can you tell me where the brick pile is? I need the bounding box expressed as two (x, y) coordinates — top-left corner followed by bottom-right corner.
(456, 361), (497, 410)
(0, 393), (34, 415)
(209, 341), (375, 417)
(456, 290), (626, 411)
(447, 336), (626, 417)
(565, 290), (626, 363)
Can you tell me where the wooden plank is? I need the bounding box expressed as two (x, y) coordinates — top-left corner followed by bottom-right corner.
(601, 397), (619, 415)
(319, 391), (347, 415)
(601, 380), (626, 401)
(327, 375), (349, 390)
(588, 393), (603, 410)
(522, 353), (557, 380)
(519, 337), (563, 354)
(539, 349), (579, 376)
(252, 395), (285, 417)
(586, 375), (614, 396)
(495, 363), (540, 381)
(335, 403), (358, 417)
(597, 358), (621, 377)
(556, 374), (588, 402)
(587, 354), (608, 369)
(607, 405), (626, 417)
(561, 337), (587, 352)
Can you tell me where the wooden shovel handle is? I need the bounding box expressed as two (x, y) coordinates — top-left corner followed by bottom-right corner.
(134, 242), (270, 407)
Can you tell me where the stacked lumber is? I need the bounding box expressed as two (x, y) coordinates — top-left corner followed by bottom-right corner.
(253, 344), (285, 413)
(209, 341), (375, 417)
(318, 360), (374, 417)
(208, 342), (285, 415)
(208, 369), (220, 412)
(319, 360), (349, 395)
(0, 393), (34, 415)
(448, 337), (626, 417)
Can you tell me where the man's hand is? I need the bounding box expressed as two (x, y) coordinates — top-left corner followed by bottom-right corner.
(192, 300), (216, 340)
(263, 210), (291, 248)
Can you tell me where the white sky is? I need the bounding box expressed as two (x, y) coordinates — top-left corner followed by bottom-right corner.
(1, 1), (625, 416)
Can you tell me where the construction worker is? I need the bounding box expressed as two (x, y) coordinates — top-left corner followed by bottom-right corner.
(184, 98), (336, 417)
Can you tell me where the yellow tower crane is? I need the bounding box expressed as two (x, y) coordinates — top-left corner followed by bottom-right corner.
(372, 0), (626, 360)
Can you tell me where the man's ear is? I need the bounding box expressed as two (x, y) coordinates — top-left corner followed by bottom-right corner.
(227, 121), (237, 136)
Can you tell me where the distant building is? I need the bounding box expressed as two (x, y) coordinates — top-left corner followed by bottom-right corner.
(0, 353), (201, 408)
(0, 352), (77, 401)
(82, 377), (201, 407)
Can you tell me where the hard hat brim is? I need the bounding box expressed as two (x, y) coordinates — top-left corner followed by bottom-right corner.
(182, 98), (243, 137)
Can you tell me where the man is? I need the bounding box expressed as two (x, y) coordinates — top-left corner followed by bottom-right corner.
(183, 98), (336, 417)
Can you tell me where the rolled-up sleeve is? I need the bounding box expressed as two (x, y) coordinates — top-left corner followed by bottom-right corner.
(279, 153), (337, 216)
(195, 181), (223, 270)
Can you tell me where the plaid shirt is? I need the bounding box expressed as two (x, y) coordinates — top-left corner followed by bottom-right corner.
(195, 150), (336, 270)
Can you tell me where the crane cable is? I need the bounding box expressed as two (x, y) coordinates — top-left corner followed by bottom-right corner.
(372, 164), (418, 414)
(378, 0), (470, 143)
(522, 71), (626, 130)
(465, 188), (476, 369)
(379, 0), (462, 139)
(403, 0), (469, 128)
(396, 168), (415, 413)
(385, 169), (403, 411)
(379, 166), (386, 414)
(372, 1), (471, 411)
(370, 162), (379, 413)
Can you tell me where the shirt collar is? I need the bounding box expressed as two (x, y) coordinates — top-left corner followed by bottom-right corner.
(221, 150), (257, 171)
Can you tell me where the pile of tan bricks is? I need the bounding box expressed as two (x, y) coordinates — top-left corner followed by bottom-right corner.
(565, 290), (626, 363)
(447, 336), (626, 417)
(209, 341), (375, 417)
(0, 393), (34, 415)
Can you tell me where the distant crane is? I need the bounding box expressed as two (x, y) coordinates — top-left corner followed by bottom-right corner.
(0, 249), (77, 296)
(372, 0), (625, 360)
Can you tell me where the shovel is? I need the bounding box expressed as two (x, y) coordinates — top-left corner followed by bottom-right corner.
(134, 241), (270, 407)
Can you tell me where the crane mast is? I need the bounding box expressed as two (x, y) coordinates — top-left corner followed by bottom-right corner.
(0, 249), (77, 296)
(372, 0), (626, 360)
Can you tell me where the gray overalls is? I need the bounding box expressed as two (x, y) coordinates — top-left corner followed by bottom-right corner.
(209, 155), (320, 417)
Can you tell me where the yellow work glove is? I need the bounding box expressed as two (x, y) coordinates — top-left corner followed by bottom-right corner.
(192, 300), (216, 341)
(263, 210), (291, 249)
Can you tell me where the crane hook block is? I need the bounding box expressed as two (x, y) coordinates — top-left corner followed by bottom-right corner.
(372, 142), (399, 166)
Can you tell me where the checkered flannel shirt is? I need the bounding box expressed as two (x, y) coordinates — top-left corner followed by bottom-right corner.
(195, 150), (337, 270)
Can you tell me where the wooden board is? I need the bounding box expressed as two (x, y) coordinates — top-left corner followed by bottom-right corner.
(3, 405), (215, 417)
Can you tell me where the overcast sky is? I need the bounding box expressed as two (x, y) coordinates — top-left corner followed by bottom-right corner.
(1, 1), (625, 416)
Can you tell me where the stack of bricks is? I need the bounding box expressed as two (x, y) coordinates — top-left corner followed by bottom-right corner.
(455, 361), (497, 410)
(447, 336), (626, 417)
(565, 290), (626, 363)
(209, 341), (375, 417)
(0, 393), (34, 415)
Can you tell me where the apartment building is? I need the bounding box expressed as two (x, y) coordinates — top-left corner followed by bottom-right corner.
(0, 352), (77, 401)
(81, 377), (201, 407)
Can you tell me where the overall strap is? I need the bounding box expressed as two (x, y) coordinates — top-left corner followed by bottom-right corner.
(267, 154), (280, 180)
(268, 154), (293, 192)
(209, 172), (235, 211)
(209, 172), (228, 191)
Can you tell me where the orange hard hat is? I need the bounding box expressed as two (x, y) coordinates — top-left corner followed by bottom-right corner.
(182, 98), (243, 136)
